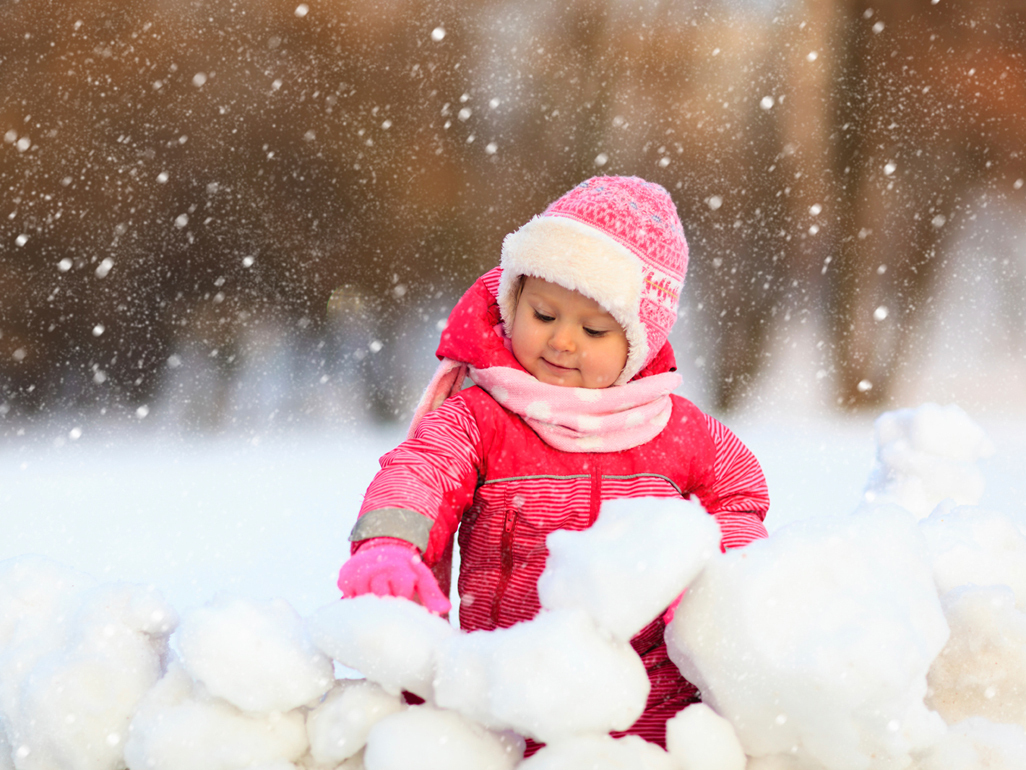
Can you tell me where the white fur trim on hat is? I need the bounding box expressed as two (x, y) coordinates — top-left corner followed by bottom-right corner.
(498, 214), (647, 385)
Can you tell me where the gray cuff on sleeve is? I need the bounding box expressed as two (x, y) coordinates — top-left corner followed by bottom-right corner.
(349, 507), (434, 553)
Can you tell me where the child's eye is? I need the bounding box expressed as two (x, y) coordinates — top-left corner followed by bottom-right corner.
(584, 327), (607, 338)
(533, 310), (555, 322)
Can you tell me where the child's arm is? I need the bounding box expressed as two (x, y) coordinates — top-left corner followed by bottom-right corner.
(700, 413), (770, 550)
(664, 414), (769, 625)
(338, 396), (482, 608)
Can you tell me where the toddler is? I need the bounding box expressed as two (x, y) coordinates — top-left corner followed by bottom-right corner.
(337, 176), (769, 749)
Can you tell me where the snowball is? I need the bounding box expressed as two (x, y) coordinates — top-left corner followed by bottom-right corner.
(667, 506), (949, 770)
(124, 662), (308, 770)
(306, 680), (404, 765)
(362, 705), (522, 770)
(920, 506), (1026, 609)
(926, 585), (1026, 729)
(915, 717), (1026, 770)
(864, 403), (995, 519)
(176, 595), (333, 713)
(0, 556), (98, 726)
(519, 734), (674, 770)
(665, 703), (746, 770)
(305, 595), (455, 699)
(433, 608), (649, 743)
(0, 560), (176, 770)
(537, 497), (720, 641)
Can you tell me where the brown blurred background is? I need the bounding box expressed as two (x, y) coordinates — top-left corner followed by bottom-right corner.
(2, 0), (1025, 432)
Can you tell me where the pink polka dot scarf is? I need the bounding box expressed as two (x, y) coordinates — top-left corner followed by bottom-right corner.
(470, 365), (681, 452)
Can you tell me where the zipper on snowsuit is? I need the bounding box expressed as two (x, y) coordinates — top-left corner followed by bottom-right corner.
(491, 507), (519, 624)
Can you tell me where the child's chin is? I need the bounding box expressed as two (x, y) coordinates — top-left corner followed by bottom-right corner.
(534, 369), (579, 388)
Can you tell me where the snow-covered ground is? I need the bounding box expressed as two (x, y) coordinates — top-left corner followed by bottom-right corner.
(2, 403), (1026, 769)
(0, 425), (398, 618)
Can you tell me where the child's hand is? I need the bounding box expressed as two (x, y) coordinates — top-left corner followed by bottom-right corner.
(337, 542), (452, 615)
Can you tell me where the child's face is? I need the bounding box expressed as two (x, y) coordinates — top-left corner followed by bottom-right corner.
(510, 276), (628, 389)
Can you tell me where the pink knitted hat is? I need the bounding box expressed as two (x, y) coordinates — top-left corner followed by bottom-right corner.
(498, 176), (689, 385)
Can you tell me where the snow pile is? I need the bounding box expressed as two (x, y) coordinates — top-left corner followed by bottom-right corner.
(926, 585), (1026, 728)
(124, 662), (310, 770)
(915, 718), (1026, 770)
(666, 403), (1026, 770)
(429, 497), (717, 745)
(305, 681), (404, 766)
(0, 556), (176, 770)
(919, 504), (1026, 603)
(362, 705), (523, 770)
(665, 704), (747, 770)
(863, 402), (995, 519)
(517, 734), (675, 769)
(303, 496), (718, 769)
(0, 508), (710, 770)
(433, 607), (650, 741)
(125, 595), (336, 770)
(176, 595), (335, 713)
(306, 594), (455, 700)
(667, 506), (950, 769)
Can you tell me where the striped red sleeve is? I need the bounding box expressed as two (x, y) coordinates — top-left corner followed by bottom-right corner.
(357, 396), (482, 564)
(701, 413), (770, 550)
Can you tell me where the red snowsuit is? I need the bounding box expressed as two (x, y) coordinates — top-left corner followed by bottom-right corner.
(351, 269), (769, 748)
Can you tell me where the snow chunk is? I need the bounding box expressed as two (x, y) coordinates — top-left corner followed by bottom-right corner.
(538, 497), (720, 641)
(363, 705), (522, 770)
(920, 506), (1026, 608)
(667, 507), (949, 770)
(519, 734), (674, 769)
(665, 703), (746, 770)
(0, 557), (175, 770)
(305, 595), (455, 699)
(926, 585), (1026, 730)
(433, 608), (649, 743)
(176, 595), (333, 713)
(864, 403), (995, 519)
(916, 717), (1026, 770)
(306, 680), (404, 765)
(124, 663), (308, 770)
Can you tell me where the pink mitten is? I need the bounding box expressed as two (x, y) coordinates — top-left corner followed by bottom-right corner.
(337, 542), (451, 615)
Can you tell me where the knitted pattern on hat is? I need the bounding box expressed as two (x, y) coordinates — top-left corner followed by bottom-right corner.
(499, 176), (688, 385)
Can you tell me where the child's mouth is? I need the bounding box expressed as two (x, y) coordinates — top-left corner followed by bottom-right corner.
(541, 359), (574, 373)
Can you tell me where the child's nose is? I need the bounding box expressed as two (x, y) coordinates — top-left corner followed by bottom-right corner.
(549, 324), (576, 352)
